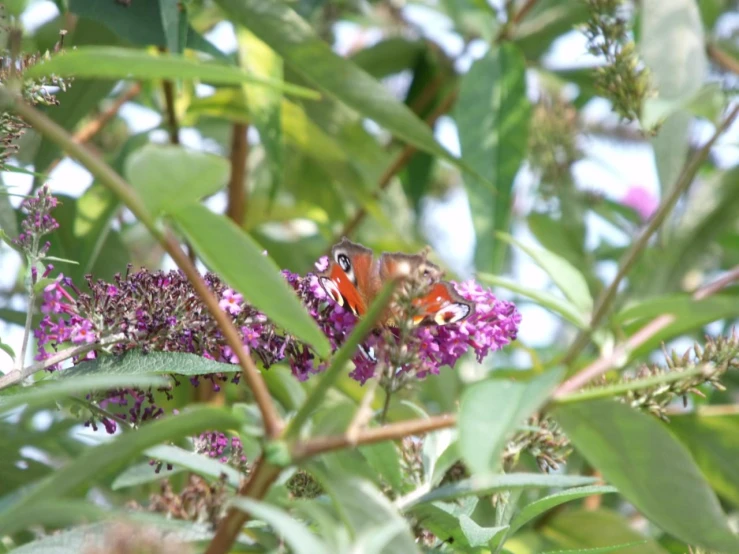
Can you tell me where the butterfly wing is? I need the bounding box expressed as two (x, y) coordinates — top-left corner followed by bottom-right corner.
(319, 238), (375, 316)
(412, 281), (473, 326)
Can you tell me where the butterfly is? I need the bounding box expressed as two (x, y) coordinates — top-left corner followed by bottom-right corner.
(318, 238), (473, 327)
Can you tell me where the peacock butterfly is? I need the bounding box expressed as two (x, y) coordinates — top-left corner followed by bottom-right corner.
(318, 238), (473, 327)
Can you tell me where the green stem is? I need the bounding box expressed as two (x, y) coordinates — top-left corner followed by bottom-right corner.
(552, 366), (706, 405)
(283, 280), (398, 440)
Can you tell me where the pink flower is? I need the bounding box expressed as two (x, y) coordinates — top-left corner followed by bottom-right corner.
(218, 288), (244, 315)
(621, 185), (658, 222)
(70, 319), (96, 344)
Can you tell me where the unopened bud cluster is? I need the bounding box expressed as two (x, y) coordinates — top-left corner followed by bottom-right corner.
(582, 0), (651, 124)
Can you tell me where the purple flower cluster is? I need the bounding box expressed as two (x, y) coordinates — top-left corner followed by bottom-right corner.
(28, 188), (520, 432)
(35, 263), (520, 387)
(13, 185), (59, 261)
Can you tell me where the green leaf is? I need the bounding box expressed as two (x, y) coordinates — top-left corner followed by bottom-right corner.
(214, 0), (463, 171)
(350, 38), (425, 79)
(0, 179), (19, 239)
(497, 232), (593, 315)
(159, 0), (187, 55)
(0, 405), (242, 530)
(0, 374), (169, 414)
(360, 441), (404, 492)
(553, 399), (739, 553)
(230, 498), (328, 554)
(400, 473), (599, 510)
(456, 43), (531, 274)
(459, 368), (563, 475)
(140, 444), (242, 489)
(25, 47), (320, 99)
(541, 509), (669, 554)
(478, 273), (588, 328)
(124, 144), (229, 219)
(0, 338), (15, 361)
(237, 27), (284, 203)
(69, 0), (226, 60)
(311, 470), (419, 554)
(410, 498), (479, 547)
(64, 350), (237, 378)
(170, 203), (330, 357)
(670, 412), (739, 507)
(460, 516), (508, 548)
(111, 462), (185, 490)
(509, 485), (618, 534)
(641, 0), (707, 188)
(542, 543), (647, 554)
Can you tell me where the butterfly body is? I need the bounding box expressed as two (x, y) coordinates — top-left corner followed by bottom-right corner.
(319, 238), (472, 327)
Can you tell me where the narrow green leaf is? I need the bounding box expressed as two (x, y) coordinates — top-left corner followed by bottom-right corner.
(64, 350), (237, 378)
(0, 181), (19, 239)
(459, 368), (563, 474)
(1, 500), (108, 537)
(497, 232), (593, 314)
(0, 406), (242, 530)
(509, 485), (618, 534)
(0, 338), (15, 361)
(670, 412), (739, 507)
(457, 43), (531, 274)
(0, 374), (169, 413)
(478, 273), (588, 328)
(69, 0), (225, 60)
(159, 0), (187, 55)
(237, 27), (284, 203)
(542, 543), (646, 554)
(541, 509), (668, 554)
(641, 0), (707, 188)
(553, 400), (739, 553)
(170, 203), (330, 357)
(214, 0), (465, 172)
(311, 470), (419, 554)
(112, 462), (185, 490)
(141, 445), (242, 489)
(230, 498), (327, 554)
(460, 516), (507, 548)
(401, 474), (599, 510)
(25, 47), (320, 99)
(125, 144), (230, 219)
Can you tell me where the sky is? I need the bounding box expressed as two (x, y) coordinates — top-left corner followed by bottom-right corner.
(2, 0), (739, 375)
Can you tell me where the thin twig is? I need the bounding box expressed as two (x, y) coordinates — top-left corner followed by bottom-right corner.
(560, 104), (739, 367)
(205, 456), (281, 554)
(226, 123), (249, 226)
(3, 90), (284, 439)
(15, 289), (35, 373)
(0, 333), (126, 390)
(45, 84), (142, 178)
(554, 262), (739, 397)
(291, 413), (456, 460)
(707, 43), (739, 76)
(496, 0), (539, 42)
(330, 89), (459, 246)
(162, 80), (180, 145)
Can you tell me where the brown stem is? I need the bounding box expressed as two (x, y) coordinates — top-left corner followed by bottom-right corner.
(554, 262), (739, 397)
(205, 456), (281, 554)
(291, 413), (456, 460)
(162, 79), (180, 145)
(560, 104), (739, 368)
(226, 123), (249, 226)
(45, 83), (142, 174)
(497, 0), (539, 42)
(330, 89), (459, 247)
(707, 43), (739, 76)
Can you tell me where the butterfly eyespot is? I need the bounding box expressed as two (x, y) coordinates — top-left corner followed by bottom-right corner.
(320, 277), (344, 307)
(337, 253), (351, 272)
